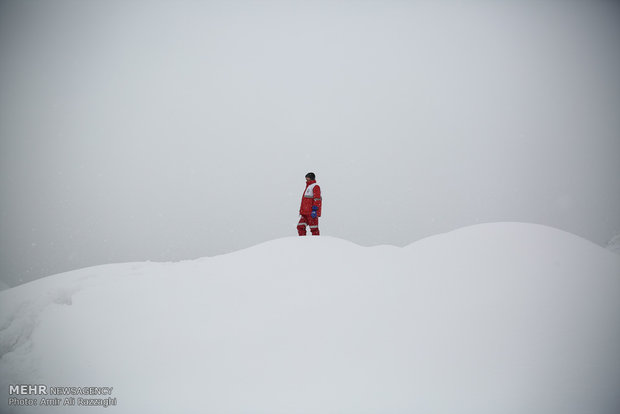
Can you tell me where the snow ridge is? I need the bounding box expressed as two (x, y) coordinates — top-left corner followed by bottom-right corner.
(607, 232), (620, 255)
(1, 223), (619, 414)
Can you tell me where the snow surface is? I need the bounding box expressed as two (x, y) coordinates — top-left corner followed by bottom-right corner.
(1, 222), (619, 414)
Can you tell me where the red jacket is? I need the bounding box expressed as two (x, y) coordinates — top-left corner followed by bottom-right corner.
(299, 180), (322, 217)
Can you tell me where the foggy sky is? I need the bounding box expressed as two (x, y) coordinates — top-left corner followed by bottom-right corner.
(1, 0), (619, 286)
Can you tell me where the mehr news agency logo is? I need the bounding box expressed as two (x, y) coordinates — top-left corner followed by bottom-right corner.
(8, 384), (117, 408)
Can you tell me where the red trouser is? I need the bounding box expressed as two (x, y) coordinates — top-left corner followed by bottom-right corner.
(297, 215), (319, 235)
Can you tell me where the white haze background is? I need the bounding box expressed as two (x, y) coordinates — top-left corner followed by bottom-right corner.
(1, 0), (620, 286)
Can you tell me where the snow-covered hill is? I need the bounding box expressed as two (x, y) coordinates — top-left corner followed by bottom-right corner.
(1, 223), (619, 414)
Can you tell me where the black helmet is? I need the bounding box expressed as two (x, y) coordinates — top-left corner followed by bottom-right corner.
(305, 172), (315, 180)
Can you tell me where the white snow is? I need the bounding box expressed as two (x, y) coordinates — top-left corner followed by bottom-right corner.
(1, 222), (619, 414)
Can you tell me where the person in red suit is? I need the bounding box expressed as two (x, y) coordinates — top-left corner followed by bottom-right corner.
(297, 172), (322, 236)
